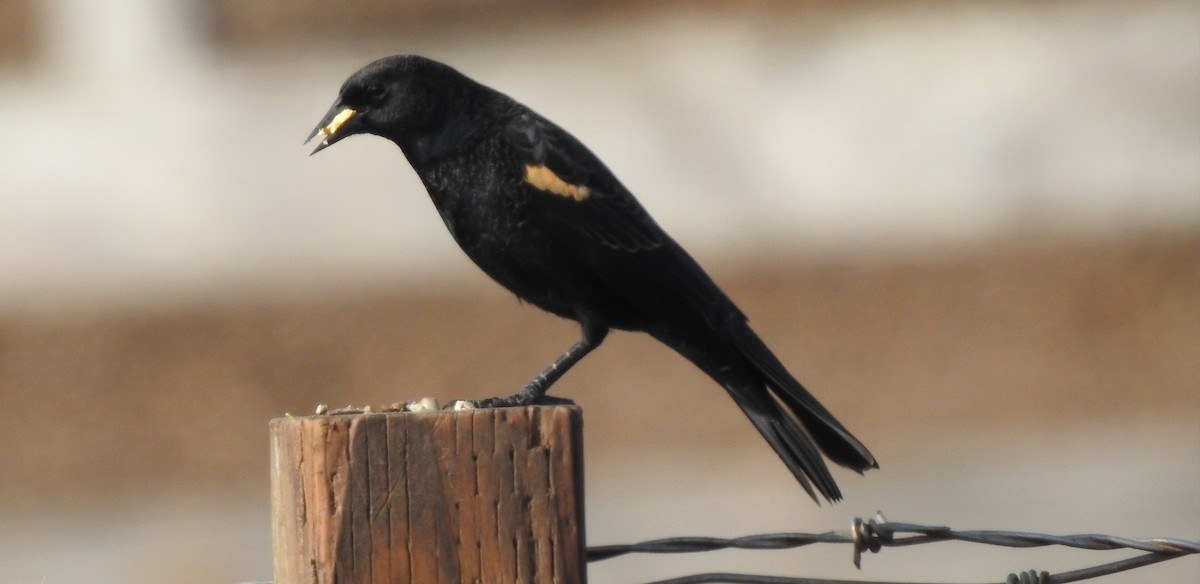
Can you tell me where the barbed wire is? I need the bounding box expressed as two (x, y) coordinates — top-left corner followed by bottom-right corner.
(585, 513), (1199, 584)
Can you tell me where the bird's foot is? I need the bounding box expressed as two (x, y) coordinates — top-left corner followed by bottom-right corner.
(444, 393), (574, 411)
(532, 394), (576, 406)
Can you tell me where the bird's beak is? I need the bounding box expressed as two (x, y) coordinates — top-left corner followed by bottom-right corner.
(306, 103), (359, 155)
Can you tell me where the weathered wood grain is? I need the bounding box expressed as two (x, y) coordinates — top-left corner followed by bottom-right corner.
(271, 406), (585, 584)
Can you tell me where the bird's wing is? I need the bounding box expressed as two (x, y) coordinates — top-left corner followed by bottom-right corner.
(505, 112), (664, 252)
(504, 112), (744, 329)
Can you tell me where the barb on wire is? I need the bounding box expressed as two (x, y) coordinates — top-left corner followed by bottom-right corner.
(586, 513), (1200, 584)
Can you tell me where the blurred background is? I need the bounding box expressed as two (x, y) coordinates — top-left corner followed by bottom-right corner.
(1, 0), (1197, 582)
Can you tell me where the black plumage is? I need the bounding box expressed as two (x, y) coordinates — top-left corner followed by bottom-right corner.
(307, 55), (876, 502)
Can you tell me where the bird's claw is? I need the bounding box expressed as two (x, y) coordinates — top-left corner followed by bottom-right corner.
(532, 395), (576, 406)
(443, 394), (574, 410)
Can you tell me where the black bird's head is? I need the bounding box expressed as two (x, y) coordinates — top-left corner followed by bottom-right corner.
(306, 55), (467, 155)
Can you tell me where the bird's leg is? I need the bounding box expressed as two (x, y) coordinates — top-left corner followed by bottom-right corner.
(470, 322), (608, 408)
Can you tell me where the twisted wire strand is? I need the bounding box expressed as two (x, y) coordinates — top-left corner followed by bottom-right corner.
(586, 515), (1199, 584)
(588, 518), (1199, 561)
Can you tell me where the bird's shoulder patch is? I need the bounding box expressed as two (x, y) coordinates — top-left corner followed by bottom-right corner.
(524, 164), (591, 202)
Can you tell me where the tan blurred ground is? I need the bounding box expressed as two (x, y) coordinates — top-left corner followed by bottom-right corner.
(2, 232), (1196, 505)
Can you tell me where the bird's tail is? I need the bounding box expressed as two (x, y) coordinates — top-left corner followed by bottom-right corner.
(720, 379), (845, 502)
(729, 324), (877, 473)
(663, 324), (877, 503)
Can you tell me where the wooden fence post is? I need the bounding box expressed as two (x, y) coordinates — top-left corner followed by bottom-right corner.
(270, 405), (586, 584)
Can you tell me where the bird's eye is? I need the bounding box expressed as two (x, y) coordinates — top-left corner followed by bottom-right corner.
(364, 82), (388, 102)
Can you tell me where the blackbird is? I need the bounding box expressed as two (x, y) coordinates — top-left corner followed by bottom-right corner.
(308, 55), (876, 502)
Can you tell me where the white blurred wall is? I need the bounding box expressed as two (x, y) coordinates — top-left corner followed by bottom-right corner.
(0, 0), (1196, 311)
